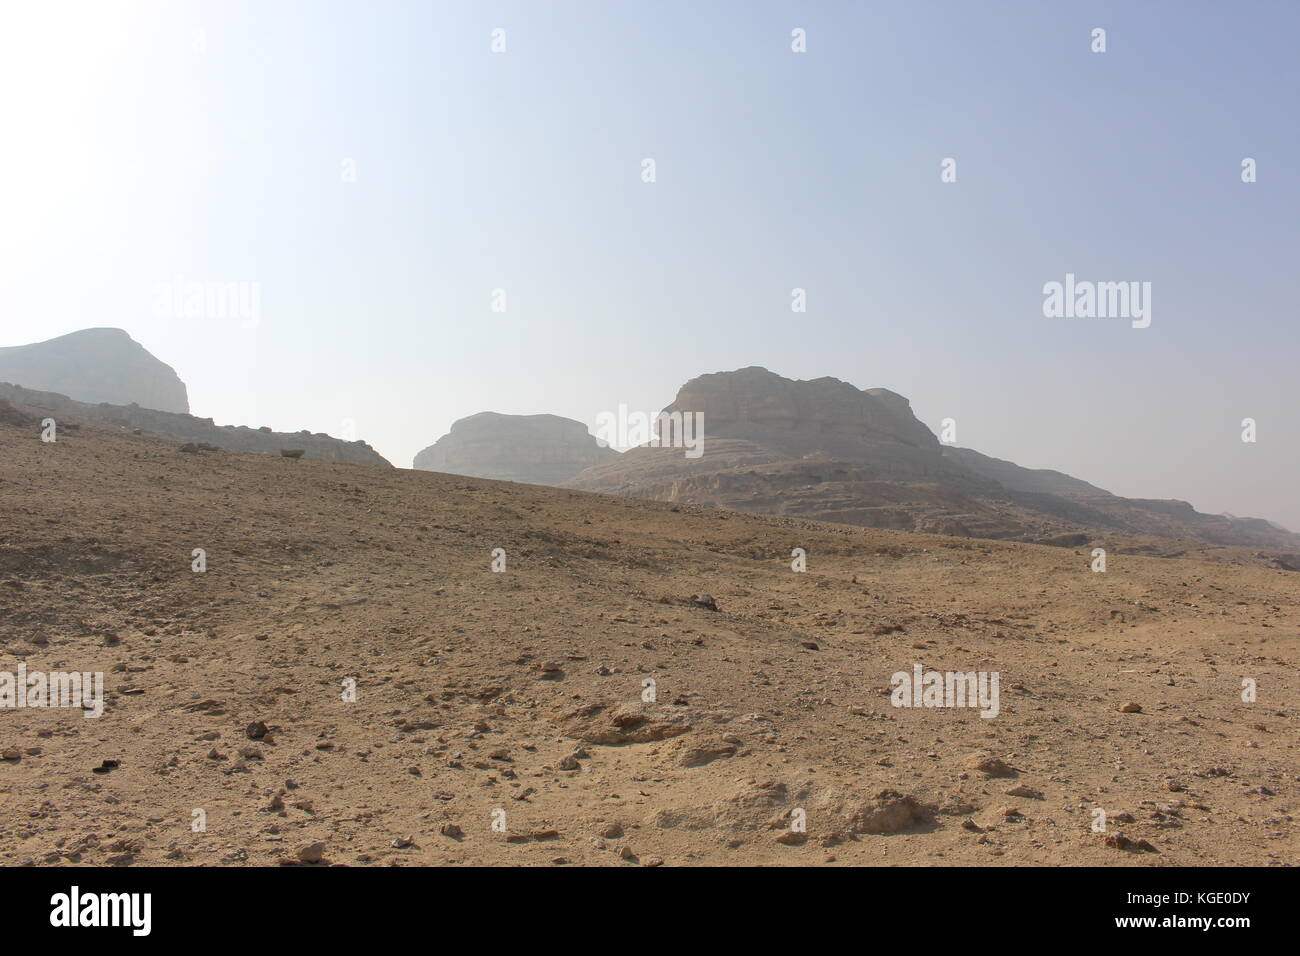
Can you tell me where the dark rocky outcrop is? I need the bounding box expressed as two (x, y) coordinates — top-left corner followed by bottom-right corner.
(0, 328), (189, 413)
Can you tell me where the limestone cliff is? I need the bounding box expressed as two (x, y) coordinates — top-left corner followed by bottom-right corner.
(0, 328), (189, 413)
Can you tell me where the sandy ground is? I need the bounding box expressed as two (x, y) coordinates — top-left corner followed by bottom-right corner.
(0, 414), (1295, 866)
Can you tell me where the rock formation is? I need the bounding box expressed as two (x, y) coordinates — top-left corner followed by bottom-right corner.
(0, 328), (189, 413)
(565, 367), (1300, 551)
(662, 366), (943, 469)
(413, 412), (617, 484)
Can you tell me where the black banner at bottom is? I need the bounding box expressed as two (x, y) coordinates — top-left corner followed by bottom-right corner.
(1, 864), (1283, 942)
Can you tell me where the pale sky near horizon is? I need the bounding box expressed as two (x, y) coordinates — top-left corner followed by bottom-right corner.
(1, 1), (1296, 529)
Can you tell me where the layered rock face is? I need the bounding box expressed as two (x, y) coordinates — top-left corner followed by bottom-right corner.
(413, 412), (617, 484)
(0, 328), (189, 413)
(566, 367), (1300, 551)
(566, 367), (1014, 534)
(0, 383), (390, 466)
(569, 366), (988, 495)
(660, 366), (949, 478)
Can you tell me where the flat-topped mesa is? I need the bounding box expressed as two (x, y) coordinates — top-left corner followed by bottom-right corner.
(0, 327), (189, 413)
(651, 366), (952, 481)
(666, 366), (937, 449)
(566, 366), (978, 504)
(413, 411), (618, 485)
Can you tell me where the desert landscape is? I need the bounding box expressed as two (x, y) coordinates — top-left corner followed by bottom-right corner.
(1, 4), (1295, 890)
(0, 394), (1294, 866)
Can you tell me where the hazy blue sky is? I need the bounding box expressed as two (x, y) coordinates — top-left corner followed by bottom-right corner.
(2, 1), (1296, 528)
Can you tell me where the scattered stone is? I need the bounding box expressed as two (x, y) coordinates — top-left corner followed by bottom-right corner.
(297, 842), (326, 863)
(395, 711), (440, 732)
(965, 754), (1017, 777)
(690, 594), (719, 612)
(558, 701), (692, 745)
(674, 737), (738, 768)
(844, 790), (935, 834)
(1118, 702), (1143, 713)
(1005, 785), (1043, 799)
(1102, 834), (1158, 853)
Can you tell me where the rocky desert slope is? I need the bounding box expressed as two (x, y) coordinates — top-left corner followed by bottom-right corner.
(414, 411), (615, 483)
(0, 385), (389, 467)
(0, 328), (189, 413)
(0, 404), (1294, 867)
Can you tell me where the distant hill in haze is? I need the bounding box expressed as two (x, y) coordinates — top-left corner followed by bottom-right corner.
(0, 328), (189, 413)
(413, 411), (617, 484)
